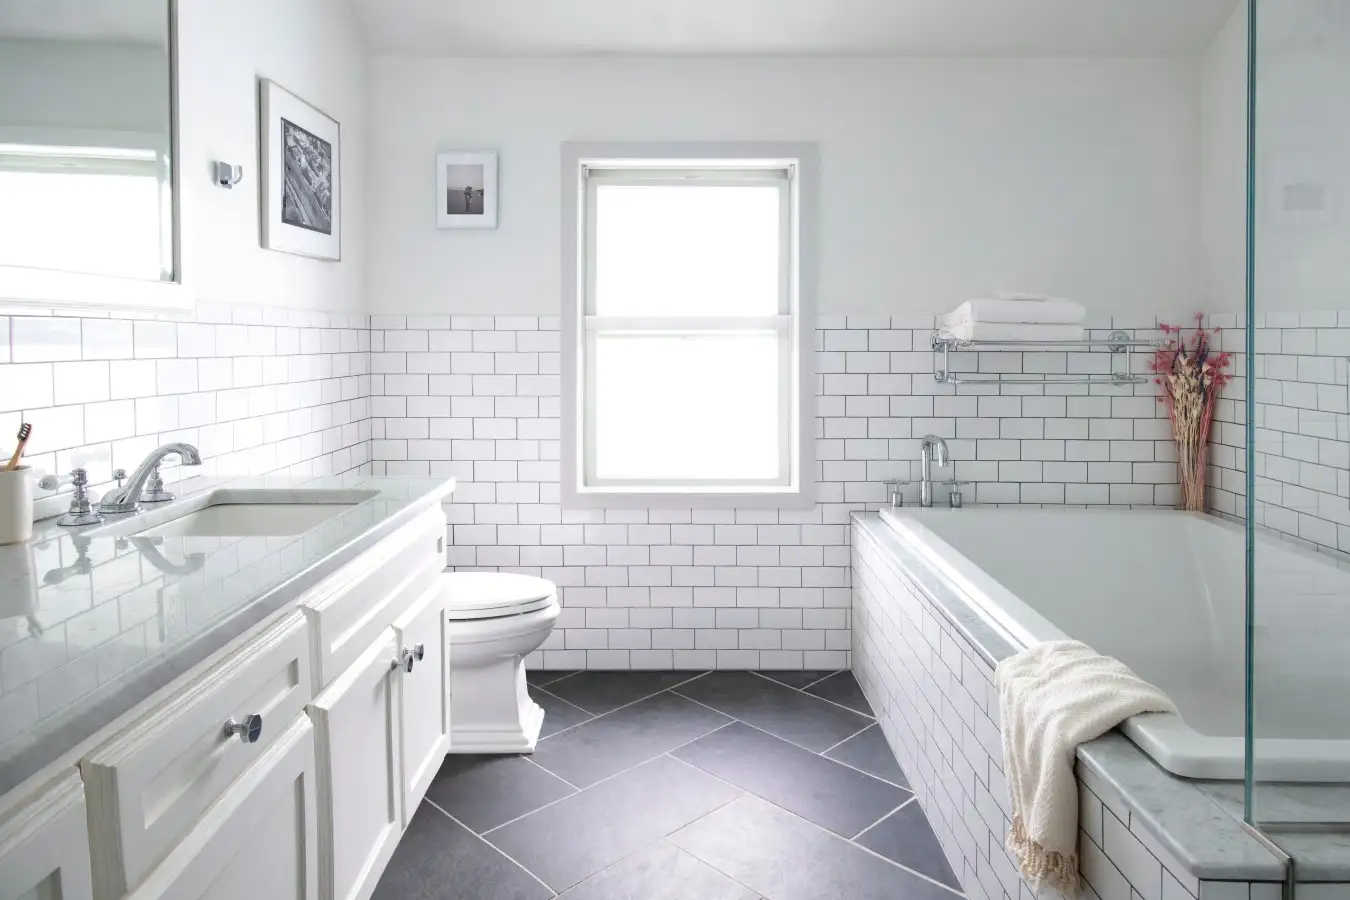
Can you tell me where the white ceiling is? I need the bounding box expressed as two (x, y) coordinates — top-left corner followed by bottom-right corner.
(0, 0), (167, 44)
(354, 0), (1242, 57)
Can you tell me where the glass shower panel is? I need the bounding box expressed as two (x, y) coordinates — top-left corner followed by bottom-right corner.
(1245, 0), (1350, 882)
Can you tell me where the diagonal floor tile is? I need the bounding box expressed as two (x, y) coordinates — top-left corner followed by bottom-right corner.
(855, 801), (963, 890)
(674, 671), (873, 752)
(804, 671), (875, 716)
(673, 722), (909, 837)
(531, 691), (732, 787)
(755, 670), (838, 689)
(424, 754), (576, 833)
(485, 755), (741, 893)
(824, 723), (910, 788)
(539, 670), (707, 715)
(527, 670), (578, 686)
(556, 840), (760, 900)
(532, 687), (594, 738)
(671, 795), (957, 900)
(371, 803), (551, 900)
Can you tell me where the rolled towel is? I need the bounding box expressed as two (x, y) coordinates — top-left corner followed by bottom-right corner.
(940, 322), (1085, 343)
(996, 641), (1177, 895)
(944, 297), (1086, 327)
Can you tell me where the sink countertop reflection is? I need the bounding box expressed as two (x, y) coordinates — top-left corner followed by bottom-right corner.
(0, 473), (455, 796)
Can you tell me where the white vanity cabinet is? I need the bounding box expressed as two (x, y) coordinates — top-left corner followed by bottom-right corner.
(392, 583), (451, 824)
(123, 717), (319, 900)
(308, 631), (404, 900)
(0, 772), (94, 900)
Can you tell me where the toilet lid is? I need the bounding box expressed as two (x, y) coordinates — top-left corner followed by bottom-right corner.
(443, 572), (557, 620)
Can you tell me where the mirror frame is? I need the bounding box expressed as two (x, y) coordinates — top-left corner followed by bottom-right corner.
(0, 0), (192, 313)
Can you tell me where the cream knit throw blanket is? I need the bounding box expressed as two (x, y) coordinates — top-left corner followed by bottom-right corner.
(995, 641), (1177, 895)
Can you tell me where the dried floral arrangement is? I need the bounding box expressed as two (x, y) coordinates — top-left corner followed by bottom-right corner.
(1149, 314), (1234, 511)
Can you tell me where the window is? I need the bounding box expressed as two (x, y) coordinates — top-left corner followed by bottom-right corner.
(563, 146), (815, 507)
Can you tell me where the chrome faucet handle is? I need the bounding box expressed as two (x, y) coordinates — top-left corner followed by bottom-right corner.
(113, 469), (126, 489)
(881, 479), (910, 509)
(140, 464), (174, 503)
(42, 468), (104, 526)
(942, 480), (971, 509)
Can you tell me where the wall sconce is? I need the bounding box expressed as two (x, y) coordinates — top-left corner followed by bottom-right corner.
(214, 161), (244, 189)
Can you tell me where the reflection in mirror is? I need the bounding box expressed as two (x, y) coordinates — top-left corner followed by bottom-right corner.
(0, 0), (173, 283)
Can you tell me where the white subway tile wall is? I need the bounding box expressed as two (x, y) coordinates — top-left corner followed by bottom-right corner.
(0, 304), (373, 501)
(369, 314), (1225, 669)
(1245, 311), (1350, 558)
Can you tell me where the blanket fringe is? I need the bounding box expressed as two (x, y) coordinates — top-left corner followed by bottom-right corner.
(1008, 814), (1080, 897)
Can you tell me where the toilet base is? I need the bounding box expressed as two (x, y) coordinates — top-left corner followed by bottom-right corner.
(448, 654), (546, 754)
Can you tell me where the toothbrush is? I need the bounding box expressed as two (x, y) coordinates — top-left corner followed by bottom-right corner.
(4, 423), (31, 472)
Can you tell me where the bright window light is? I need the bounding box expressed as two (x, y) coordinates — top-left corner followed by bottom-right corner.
(571, 160), (805, 500)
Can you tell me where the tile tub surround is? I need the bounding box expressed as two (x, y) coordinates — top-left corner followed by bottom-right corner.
(0, 475), (455, 795)
(0, 303), (373, 514)
(374, 669), (961, 899)
(849, 512), (1294, 900)
(369, 313), (1236, 670)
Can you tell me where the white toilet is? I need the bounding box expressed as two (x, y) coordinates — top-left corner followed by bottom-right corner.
(442, 572), (561, 754)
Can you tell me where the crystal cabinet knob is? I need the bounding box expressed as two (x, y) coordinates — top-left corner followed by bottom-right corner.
(392, 647), (417, 673)
(224, 714), (263, 744)
(413, 643), (425, 662)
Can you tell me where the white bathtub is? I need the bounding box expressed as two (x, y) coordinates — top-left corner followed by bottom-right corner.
(879, 507), (1350, 782)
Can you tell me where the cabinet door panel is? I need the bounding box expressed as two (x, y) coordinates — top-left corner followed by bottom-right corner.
(308, 630), (402, 900)
(0, 772), (93, 900)
(82, 613), (311, 900)
(392, 583), (450, 823)
(125, 716), (318, 900)
(301, 510), (445, 691)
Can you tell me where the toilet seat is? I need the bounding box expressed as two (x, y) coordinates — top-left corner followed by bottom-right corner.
(444, 572), (558, 621)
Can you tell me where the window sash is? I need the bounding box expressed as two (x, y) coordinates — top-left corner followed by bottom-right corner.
(579, 165), (797, 491)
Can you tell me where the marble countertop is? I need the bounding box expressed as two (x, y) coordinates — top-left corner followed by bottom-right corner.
(0, 474), (455, 796)
(852, 512), (1288, 883)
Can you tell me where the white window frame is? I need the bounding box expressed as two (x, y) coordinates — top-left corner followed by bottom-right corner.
(561, 142), (817, 508)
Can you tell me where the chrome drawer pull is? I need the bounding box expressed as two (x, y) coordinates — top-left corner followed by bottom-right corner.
(392, 646), (417, 673)
(223, 714), (263, 744)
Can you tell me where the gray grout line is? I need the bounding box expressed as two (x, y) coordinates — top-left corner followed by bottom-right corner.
(747, 669), (879, 721)
(423, 799), (560, 898)
(530, 684), (598, 721)
(820, 721), (875, 756)
(800, 669), (845, 690)
(670, 690), (912, 793)
(521, 754), (580, 792)
(480, 719), (738, 838)
(851, 795), (915, 841)
(537, 671), (713, 725)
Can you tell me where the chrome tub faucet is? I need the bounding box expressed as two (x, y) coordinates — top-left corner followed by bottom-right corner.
(919, 434), (949, 508)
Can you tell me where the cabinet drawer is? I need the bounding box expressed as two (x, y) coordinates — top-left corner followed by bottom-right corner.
(124, 716), (319, 900)
(82, 612), (312, 900)
(301, 508), (445, 692)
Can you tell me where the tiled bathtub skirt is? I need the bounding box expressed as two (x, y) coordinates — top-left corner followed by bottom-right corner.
(849, 520), (1285, 900)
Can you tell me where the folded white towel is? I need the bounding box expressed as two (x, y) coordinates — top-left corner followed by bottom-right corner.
(941, 322), (1085, 343)
(944, 297), (1085, 327)
(996, 641), (1177, 895)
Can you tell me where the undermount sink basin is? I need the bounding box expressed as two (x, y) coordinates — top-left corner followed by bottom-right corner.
(110, 489), (378, 538)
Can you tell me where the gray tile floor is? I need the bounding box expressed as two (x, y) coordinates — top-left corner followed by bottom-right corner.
(372, 670), (964, 900)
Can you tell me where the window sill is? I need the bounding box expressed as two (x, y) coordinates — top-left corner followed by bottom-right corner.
(562, 484), (817, 510)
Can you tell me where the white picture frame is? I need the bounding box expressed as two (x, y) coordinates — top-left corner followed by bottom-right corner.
(259, 78), (341, 260)
(437, 151), (498, 229)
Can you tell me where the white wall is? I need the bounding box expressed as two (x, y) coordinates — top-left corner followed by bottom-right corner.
(178, 0), (366, 313)
(366, 56), (1204, 318)
(1200, 3), (1249, 313)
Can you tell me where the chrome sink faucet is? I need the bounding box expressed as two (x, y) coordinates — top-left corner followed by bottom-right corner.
(99, 442), (203, 516)
(919, 434), (949, 508)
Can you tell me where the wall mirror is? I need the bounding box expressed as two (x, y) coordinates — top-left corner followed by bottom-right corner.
(0, 0), (188, 310)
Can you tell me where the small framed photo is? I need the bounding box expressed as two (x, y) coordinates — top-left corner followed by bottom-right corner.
(259, 78), (341, 260)
(437, 151), (498, 229)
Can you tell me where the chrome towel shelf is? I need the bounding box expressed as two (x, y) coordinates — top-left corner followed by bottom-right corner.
(930, 329), (1162, 387)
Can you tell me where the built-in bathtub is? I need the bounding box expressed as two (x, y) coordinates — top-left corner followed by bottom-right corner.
(877, 507), (1350, 783)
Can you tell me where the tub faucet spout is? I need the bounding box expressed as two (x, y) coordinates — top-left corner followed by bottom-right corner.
(919, 434), (949, 508)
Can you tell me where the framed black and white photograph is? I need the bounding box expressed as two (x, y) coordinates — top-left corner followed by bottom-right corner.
(259, 78), (341, 259)
(437, 151), (498, 229)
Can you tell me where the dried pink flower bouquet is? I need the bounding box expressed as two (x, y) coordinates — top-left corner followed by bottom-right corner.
(1149, 315), (1234, 512)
